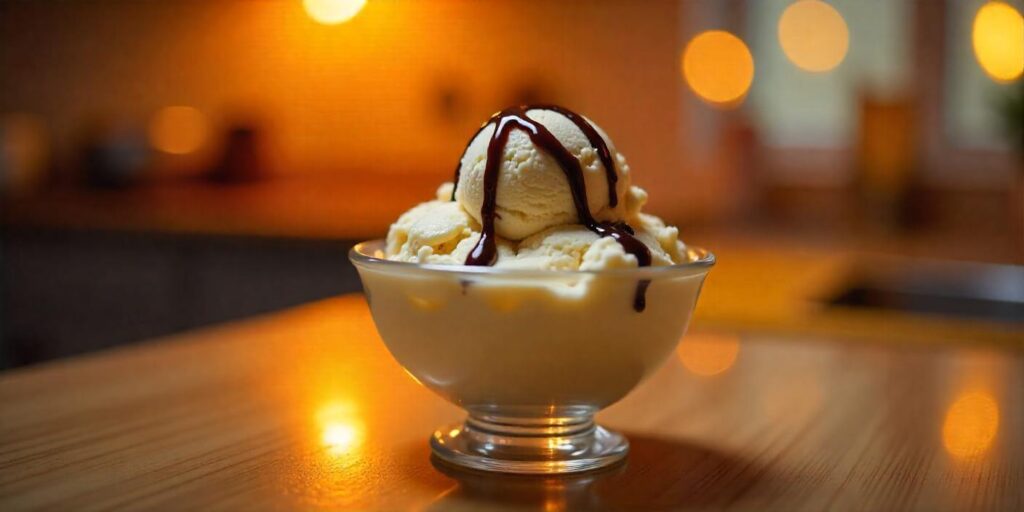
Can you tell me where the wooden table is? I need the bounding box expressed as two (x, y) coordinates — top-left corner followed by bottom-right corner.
(1, 296), (1021, 511)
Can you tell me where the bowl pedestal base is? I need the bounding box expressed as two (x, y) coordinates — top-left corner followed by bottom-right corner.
(430, 412), (629, 474)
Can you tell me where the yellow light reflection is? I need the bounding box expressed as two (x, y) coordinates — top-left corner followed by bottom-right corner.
(148, 106), (209, 155)
(973, 1), (1024, 82)
(303, 0), (366, 25)
(323, 424), (358, 449)
(778, 0), (849, 72)
(316, 401), (364, 456)
(677, 333), (740, 377)
(682, 30), (755, 107)
(943, 391), (999, 459)
(544, 495), (566, 512)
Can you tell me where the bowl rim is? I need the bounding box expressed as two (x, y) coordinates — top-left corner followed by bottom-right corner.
(349, 239), (715, 278)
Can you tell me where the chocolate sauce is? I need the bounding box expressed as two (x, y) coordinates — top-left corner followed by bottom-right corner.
(633, 279), (651, 312)
(453, 105), (652, 311)
(531, 105), (619, 207)
(451, 106), (619, 206)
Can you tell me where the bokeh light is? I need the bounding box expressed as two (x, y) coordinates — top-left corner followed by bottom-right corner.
(0, 114), (48, 193)
(316, 401), (365, 456)
(148, 106), (209, 155)
(677, 333), (741, 377)
(942, 391), (999, 459)
(303, 0), (366, 26)
(682, 30), (755, 107)
(778, 0), (850, 73)
(322, 423), (358, 450)
(972, 1), (1024, 82)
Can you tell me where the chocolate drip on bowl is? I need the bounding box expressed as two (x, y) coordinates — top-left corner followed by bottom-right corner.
(453, 105), (652, 311)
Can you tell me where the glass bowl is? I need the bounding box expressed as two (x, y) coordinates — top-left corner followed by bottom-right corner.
(350, 239), (714, 474)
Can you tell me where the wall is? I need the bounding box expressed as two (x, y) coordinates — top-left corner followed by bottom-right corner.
(0, 0), (697, 218)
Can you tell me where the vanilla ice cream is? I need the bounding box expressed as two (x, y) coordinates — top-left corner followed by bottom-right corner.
(386, 105), (687, 274)
(454, 108), (631, 240)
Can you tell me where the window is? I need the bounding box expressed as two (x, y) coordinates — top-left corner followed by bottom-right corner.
(746, 0), (911, 149)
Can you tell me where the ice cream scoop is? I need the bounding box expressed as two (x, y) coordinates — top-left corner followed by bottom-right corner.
(385, 104), (688, 310)
(454, 106), (631, 240)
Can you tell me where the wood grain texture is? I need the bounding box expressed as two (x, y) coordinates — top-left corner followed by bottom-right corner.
(0, 295), (1021, 511)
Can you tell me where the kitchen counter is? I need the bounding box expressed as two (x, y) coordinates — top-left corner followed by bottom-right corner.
(3, 180), (1020, 264)
(1, 295), (1020, 511)
(3, 181), (1020, 369)
(0, 176), (439, 240)
(690, 235), (1024, 347)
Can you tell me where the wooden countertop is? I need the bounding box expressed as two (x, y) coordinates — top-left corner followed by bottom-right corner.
(1, 295), (1021, 511)
(682, 234), (1024, 347)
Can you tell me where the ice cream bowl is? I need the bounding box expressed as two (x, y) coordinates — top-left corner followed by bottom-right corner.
(350, 239), (714, 474)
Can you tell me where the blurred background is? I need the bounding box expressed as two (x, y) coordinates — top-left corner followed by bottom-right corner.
(1, 0), (1021, 368)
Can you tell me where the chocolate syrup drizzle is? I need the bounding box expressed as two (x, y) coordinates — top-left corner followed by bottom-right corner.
(451, 105), (652, 312)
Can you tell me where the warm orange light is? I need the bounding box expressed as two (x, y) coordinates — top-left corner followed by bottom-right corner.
(303, 0), (366, 25)
(677, 333), (740, 377)
(942, 391), (999, 459)
(778, 0), (849, 72)
(322, 423), (358, 450)
(972, 1), (1024, 82)
(544, 495), (566, 512)
(682, 30), (755, 107)
(317, 402), (364, 456)
(148, 106), (209, 155)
